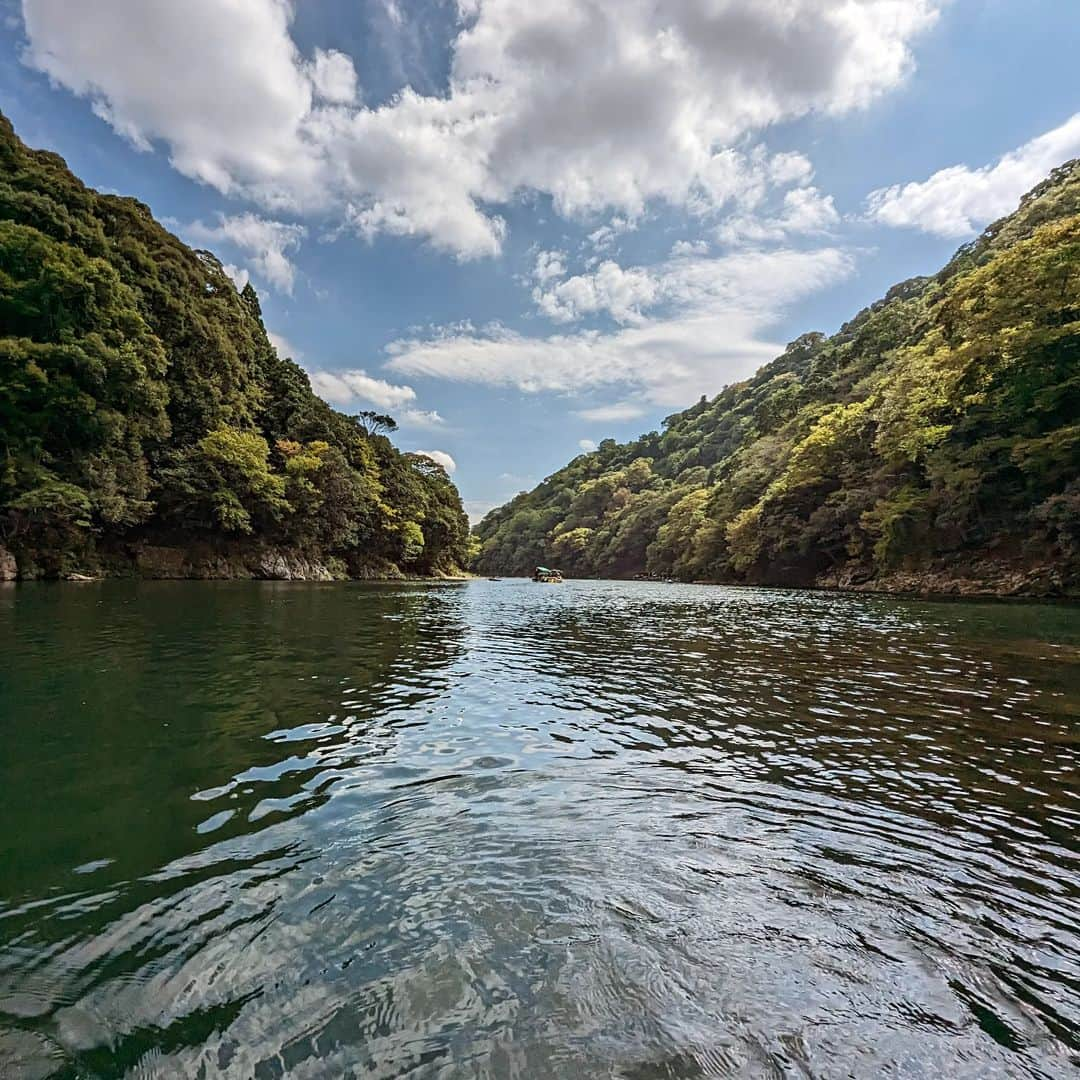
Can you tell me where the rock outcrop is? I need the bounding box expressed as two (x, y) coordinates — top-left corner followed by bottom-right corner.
(256, 552), (336, 581)
(816, 558), (1070, 599)
(129, 544), (344, 581)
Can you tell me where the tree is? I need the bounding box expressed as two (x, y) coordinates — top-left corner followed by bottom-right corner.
(473, 156), (1080, 595)
(354, 411), (398, 436)
(0, 111), (472, 578)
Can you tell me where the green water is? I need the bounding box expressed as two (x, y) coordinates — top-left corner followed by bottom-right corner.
(1, 580), (1078, 1078)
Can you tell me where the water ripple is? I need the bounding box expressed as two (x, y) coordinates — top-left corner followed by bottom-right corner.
(0, 579), (1078, 1077)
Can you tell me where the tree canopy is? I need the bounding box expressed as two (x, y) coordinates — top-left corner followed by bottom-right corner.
(474, 161), (1080, 595)
(0, 113), (469, 577)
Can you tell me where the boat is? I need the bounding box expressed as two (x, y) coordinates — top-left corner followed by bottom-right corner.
(532, 566), (564, 583)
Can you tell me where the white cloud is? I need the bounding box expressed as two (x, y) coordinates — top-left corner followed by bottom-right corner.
(587, 215), (636, 253)
(530, 238), (845, 328)
(783, 187), (841, 232)
(221, 263), (249, 291)
(21, 0), (940, 257)
(691, 147), (819, 217)
(532, 249), (566, 284)
(716, 185), (839, 245)
(415, 450), (457, 473)
(578, 438), (597, 452)
(304, 371), (446, 427)
(22, 0), (318, 191)
(185, 213), (306, 293)
(267, 330), (302, 361)
(534, 260), (659, 324)
(576, 403), (647, 423)
(671, 239), (709, 257)
(307, 48), (358, 104)
(866, 111), (1080, 237)
(768, 152), (816, 188)
(399, 408), (446, 428)
(306, 369), (417, 410)
(388, 246), (854, 407)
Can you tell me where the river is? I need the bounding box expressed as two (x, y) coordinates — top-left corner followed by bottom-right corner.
(1, 580), (1078, 1078)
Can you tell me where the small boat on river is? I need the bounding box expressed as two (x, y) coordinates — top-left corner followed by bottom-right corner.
(532, 566), (564, 583)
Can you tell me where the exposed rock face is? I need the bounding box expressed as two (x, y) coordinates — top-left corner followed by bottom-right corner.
(130, 544), (343, 581)
(815, 558), (1070, 599)
(0, 540), (464, 583)
(256, 553), (335, 581)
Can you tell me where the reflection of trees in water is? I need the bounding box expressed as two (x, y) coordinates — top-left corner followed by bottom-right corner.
(3, 582), (1079, 1077)
(0, 581), (470, 1073)
(1, 582), (468, 895)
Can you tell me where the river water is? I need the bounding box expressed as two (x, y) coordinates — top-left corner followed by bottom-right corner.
(0, 580), (1078, 1078)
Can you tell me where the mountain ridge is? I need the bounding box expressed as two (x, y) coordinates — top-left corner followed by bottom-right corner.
(474, 161), (1080, 597)
(0, 113), (470, 581)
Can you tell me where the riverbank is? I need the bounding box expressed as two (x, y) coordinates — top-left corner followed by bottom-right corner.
(0, 542), (468, 583)
(601, 558), (1075, 601)
(813, 560), (1074, 601)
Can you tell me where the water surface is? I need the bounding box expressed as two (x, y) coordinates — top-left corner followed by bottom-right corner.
(1, 580), (1078, 1077)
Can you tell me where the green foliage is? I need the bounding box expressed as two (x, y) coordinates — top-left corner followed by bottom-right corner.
(159, 426), (287, 534)
(398, 520), (425, 563)
(475, 159), (1080, 591)
(0, 112), (469, 576)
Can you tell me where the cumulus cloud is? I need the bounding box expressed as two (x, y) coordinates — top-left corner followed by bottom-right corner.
(20, 0), (940, 257)
(690, 147), (818, 218)
(671, 240), (709, 257)
(388, 246), (854, 407)
(866, 111), (1080, 236)
(578, 438), (598, 452)
(532, 249), (566, 284)
(185, 213), (306, 293)
(21, 0), (319, 193)
(530, 240), (847, 328)
(716, 186), (839, 246)
(306, 369), (417, 410)
(307, 47), (358, 104)
(534, 260), (659, 324)
(414, 450), (456, 473)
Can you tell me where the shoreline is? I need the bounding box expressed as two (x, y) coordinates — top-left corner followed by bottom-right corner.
(4, 554), (1072, 602)
(479, 572), (1078, 603)
(0, 571), (474, 585)
(0, 541), (471, 585)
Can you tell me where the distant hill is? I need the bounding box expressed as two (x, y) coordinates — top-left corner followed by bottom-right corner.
(475, 163), (1080, 597)
(0, 113), (468, 580)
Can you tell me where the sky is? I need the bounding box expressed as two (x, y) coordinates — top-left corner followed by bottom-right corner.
(1, 1), (1077, 522)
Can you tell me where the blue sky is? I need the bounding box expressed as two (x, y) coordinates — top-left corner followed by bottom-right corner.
(1, 0), (1077, 519)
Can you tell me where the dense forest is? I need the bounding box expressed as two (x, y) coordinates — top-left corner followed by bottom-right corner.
(476, 163), (1080, 597)
(0, 114), (469, 580)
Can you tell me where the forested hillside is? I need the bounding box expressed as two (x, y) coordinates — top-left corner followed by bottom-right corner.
(0, 114), (468, 580)
(476, 163), (1080, 596)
